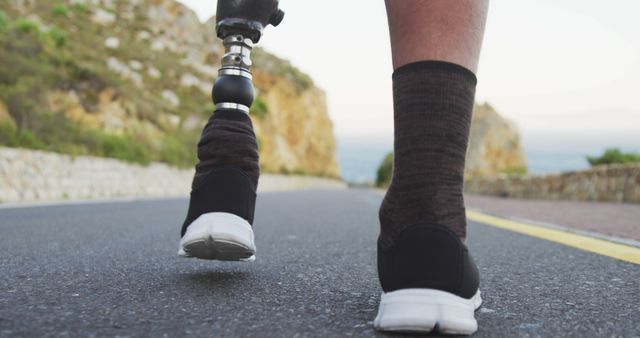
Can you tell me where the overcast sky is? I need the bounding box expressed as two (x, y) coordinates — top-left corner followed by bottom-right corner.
(180, 0), (640, 145)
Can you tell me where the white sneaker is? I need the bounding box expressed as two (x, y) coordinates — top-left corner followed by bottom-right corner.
(179, 212), (256, 261)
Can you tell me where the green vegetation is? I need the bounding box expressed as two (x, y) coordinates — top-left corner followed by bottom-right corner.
(500, 166), (527, 175)
(0, 2), (317, 171)
(48, 27), (67, 47)
(201, 102), (216, 116)
(0, 11), (7, 31)
(72, 3), (90, 14)
(14, 19), (40, 34)
(587, 148), (640, 166)
(0, 124), (44, 149)
(85, 130), (151, 165)
(159, 133), (197, 167)
(51, 5), (70, 18)
(256, 135), (263, 151)
(0, 26), (60, 133)
(375, 152), (393, 187)
(274, 166), (335, 178)
(278, 167), (308, 176)
(250, 97), (269, 119)
(0, 111), (152, 165)
(0, 4), (201, 168)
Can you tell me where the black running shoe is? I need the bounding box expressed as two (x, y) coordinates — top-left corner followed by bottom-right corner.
(178, 166), (257, 261)
(375, 223), (482, 335)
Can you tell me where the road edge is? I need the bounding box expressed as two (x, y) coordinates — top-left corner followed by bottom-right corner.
(467, 209), (640, 265)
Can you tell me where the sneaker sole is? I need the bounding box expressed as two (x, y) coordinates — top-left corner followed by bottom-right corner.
(178, 212), (256, 261)
(374, 288), (482, 335)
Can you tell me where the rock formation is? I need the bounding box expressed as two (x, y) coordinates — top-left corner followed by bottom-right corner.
(466, 103), (527, 177)
(0, 0), (340, 177)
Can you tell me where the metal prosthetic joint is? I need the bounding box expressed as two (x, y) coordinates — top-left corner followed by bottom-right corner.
(212, 35), (255, 114)
(211, 0), (284, 115)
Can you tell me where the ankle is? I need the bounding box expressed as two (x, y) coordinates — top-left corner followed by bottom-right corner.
(378, 61), (475, 247)
(379, 192), (467, 250)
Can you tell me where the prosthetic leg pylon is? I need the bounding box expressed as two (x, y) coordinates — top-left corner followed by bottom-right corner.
(212, 0), (284, 114)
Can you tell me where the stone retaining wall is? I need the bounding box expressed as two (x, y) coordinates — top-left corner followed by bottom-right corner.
(0, 147), (346, 204)
(465, 164), (640, 203)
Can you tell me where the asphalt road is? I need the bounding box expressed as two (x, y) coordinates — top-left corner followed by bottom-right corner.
(1, 189), (638, 337)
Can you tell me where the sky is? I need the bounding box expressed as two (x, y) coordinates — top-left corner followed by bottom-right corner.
(180, 0), (640, 150)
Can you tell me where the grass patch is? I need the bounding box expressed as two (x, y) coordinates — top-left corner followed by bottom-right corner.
(0, 10), (8, 31)
(14, 19), (40, 34)
(0, 123), (45, 149)
(72, 3), (90, 14)
(48, 27), (67, 48)
(84, 130), (151, 165)
(51, 5), (70, 18)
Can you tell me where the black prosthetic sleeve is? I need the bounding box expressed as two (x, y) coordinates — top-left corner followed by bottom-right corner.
(181, 1), (284, 237)
(192, 110), (260, 192)
(181, 165), (256, 237)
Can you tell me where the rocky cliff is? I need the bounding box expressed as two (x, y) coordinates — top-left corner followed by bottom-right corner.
(466, 103), (527, 177)
(0, 0), (340, 177)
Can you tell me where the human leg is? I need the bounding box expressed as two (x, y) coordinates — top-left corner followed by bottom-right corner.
(375, 0), (489, 334)
(385, 0), (487, 72)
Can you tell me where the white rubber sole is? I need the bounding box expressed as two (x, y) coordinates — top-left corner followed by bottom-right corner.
(374, 288), (482, 335)
(178, 212), (256, 261)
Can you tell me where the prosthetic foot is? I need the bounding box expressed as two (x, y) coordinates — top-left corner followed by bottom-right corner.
(179, 0), (284, 261)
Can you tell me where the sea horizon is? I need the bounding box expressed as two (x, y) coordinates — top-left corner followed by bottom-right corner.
(336, 131), (640, 184)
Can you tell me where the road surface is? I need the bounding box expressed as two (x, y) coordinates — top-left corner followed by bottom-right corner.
(0, 189), (638, 337)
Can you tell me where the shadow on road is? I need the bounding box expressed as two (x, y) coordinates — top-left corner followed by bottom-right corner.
(181, 270), (251, 288)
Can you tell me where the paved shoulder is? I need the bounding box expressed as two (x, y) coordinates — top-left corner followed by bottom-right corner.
(466, 194), (640, 241)
(0, 190), (638, 337)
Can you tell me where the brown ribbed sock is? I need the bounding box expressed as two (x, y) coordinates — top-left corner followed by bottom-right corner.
(192, 111), (260, 191)
(379, 61), (477, 249)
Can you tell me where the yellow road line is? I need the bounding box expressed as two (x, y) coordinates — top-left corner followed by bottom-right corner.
(466, 210), (640, 265)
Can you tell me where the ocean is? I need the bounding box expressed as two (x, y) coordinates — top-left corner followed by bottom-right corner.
(336, 131), (640, 184)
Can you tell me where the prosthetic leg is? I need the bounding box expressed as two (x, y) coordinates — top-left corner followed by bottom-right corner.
(179, 0), (284, 261)
(212, 0), (284, 114)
